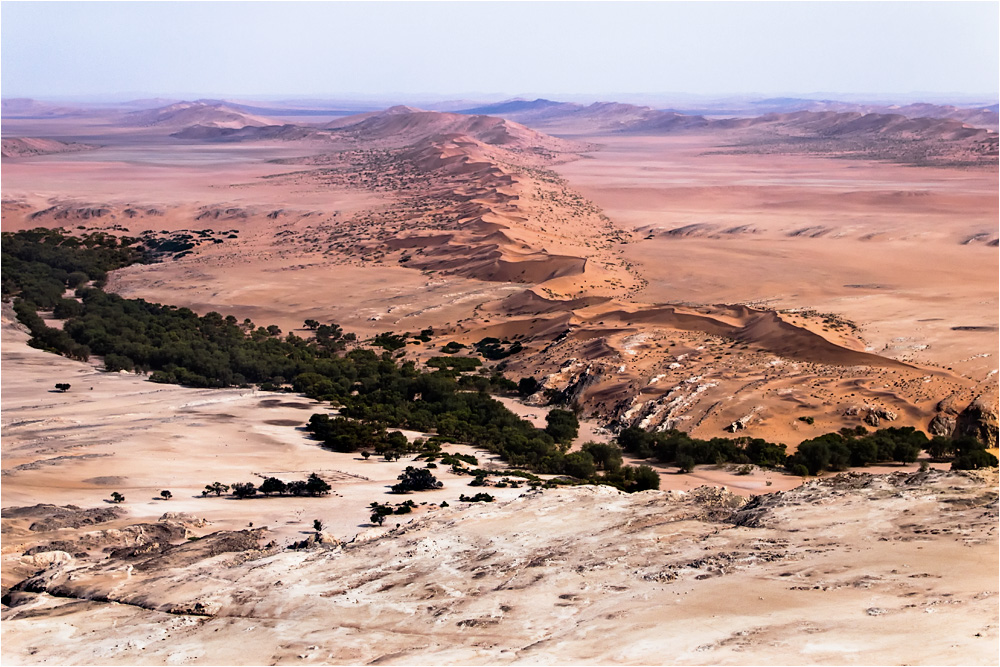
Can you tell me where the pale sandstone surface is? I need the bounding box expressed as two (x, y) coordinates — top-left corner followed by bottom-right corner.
(3, 472), (997, 665)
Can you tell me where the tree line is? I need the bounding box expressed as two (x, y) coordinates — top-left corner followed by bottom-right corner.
(3, 228), (994, 491)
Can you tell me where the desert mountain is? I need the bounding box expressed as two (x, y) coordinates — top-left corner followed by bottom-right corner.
(463, 97), (997, 148)
(1, 137), (98, 158)
(722, 110), (993, 140)
(459, 98), (579, 118)
(461, 99), (667, 131)
(743, 98), (999, 130)
(124, 101), (281, 129)
(0, 98), (86, 118)
(170, 123), (327, 142)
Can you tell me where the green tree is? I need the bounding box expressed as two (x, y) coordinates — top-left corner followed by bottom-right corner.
(259, 477), (287, 496)
(627, 465), (660, 491)
(391, 466), (442, 493)
(545, 409), (579, 445)
(232, 482), (257, 498)
(204, 482), (229, 497)
(581, 442), (624, 472)
(306, 473), (332, 496)
(563, 451), (597, 479)
(518, 377), (540, 396)
(952, 449), (998, 470)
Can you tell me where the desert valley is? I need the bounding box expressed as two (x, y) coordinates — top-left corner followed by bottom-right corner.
(2, 90), (998, 665)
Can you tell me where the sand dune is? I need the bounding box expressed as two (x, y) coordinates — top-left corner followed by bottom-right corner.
(330, 107), (586, 153)
(124, 101), (281, 129)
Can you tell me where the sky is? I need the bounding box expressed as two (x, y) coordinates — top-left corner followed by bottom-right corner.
(2, 1), (998, 102)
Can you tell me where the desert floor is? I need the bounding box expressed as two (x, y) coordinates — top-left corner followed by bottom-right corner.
(554, 135), (998, 381)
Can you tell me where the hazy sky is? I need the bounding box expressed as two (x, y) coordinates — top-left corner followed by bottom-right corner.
(2, 1), (997, 101)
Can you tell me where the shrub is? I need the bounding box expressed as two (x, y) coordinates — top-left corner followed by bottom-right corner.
(459, 493), (494, 503)
(952, 449), (998, 470)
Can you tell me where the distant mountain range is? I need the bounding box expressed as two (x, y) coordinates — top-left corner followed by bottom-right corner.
(4, 96), (995, 167)
(454, 98), (999, 132)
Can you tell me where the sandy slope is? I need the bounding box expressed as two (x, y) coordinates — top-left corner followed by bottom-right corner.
(1, 137), (99, 159)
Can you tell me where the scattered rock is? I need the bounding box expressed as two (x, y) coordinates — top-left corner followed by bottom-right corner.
(289, 532), (342, 550)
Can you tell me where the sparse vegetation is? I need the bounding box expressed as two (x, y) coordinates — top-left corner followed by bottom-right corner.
(459, 492), (495, 503)
(615, 423), (982, 477)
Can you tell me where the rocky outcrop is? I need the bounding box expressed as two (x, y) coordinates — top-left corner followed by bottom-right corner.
(1, 504), (125, 533)
(955, 392), (999, 447)
(928, 413), (957, 437)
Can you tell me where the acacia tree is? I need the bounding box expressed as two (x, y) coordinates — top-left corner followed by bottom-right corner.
(159, 490), (172, 500)
(306, 473), (331, 496)
(259, 477), (287, 496)
(232, 482), (257, 499)
(204, 482), (229, 497)
(391, 467), (442, 493)
(110, 491), (125, 503)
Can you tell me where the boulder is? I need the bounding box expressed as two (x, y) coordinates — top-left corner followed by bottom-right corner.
(875, 408), (897, 422)
(159, 512), (210, 528)
(955, 392), (999, 448)
(20, 551), (73, 569)
(928, 413), (956, 438)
